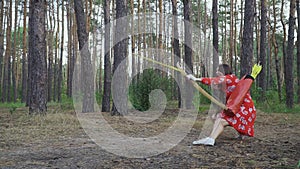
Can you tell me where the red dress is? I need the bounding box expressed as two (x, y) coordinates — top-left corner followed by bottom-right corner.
(200, 74), (256, 137)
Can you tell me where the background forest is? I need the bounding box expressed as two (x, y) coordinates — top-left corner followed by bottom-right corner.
(1, 0), (300, 168)
(0, 0), (300, 114)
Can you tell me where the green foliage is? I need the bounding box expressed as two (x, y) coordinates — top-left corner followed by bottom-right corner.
(192, 85), (211, 105)
(9, 106), (17, 115)
(197, 104), (210, 113)
(95, 91), (103, 105)
(93, 0), (103, 5)
(60, 96), (74, 110)
(129, 69), (174, 111)
(0, 102), (25, 109)
(11, 27), (25, 49)
(252, 87), (300, 113)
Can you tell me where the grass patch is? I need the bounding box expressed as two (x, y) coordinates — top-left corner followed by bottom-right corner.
(251, 87), (300, 114)
(0, 102), (25, 108)
(0, 107), (81, 150)
(256, 102), (300, 113)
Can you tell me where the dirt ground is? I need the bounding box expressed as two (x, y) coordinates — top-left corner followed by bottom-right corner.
(0, 107), (300, 169)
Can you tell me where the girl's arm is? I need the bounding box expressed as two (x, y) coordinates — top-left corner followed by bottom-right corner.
(199, 76), (226, 86)
(186, 74), (226, 85)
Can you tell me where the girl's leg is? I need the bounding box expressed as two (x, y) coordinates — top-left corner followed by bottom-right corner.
(209, 117), (229, 139)
(193, 117), (229, 146)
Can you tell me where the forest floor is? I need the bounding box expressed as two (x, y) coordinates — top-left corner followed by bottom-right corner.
(0, 105), (300, 169)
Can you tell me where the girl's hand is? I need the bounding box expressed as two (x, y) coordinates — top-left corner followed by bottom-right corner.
(186, 74), (197, 81)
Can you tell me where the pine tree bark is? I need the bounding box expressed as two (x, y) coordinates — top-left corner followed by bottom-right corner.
(229, 0), (234, 68)
(67, 0), (74, 98)
(21, 0), (28, 103)
(172, 0), (181, 108)
(272, 0), (282, 102)
(234, 0), (238, 74)
(285, 0), (296, 108)
(240, 0), (254, 77)
(57, 0), (64, 102)
(212, 0), (219, 73)
(11, 0), (19, 102)
(74, 0), (95, 113)
(111, 0), (128, 116)
(297, 0), (300, 103)
(28, 0), (47, 114)
(0, 1), (4, 100)
(183, 0), (193, 109)
(258, 0), (267, 101)
(102, 0), (112, 112)
(2, 0), (13, 102)
(53, 1), (59, 102)
(238, 0), (244, 70)
(47, 30), (54, 102)
(280, 0), (287, 100)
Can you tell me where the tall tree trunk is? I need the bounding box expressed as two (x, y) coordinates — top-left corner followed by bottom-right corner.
(238, 0), (244, 74)
(0, 1), (4, 100)
(229, 0), (234, 68)
(258, 0), (267, 101)
(67, 1), (71, 98)
(254, 0), (260, 71)
(297, 0), (300, 104)
(212, 0), (219, 73)
(21, 0), (28, 103)
(102, 0), (112, 112)
(234, 0), (238, 74)
(47, 1), (54, 102)
(67, 0), (74, 98)
(53, 0), (59, 102)
(47, 30), (53, 102)
(172, 0), (181, 108)
(158, 0), (163, 74)
(280, 0), (287, 101)
(111, 0), (128, 116)
(273, 0), (282, 102)
(240, 0), (254, 77)
(136, 0), (141, 80)
(12, 0), (19, 102)
(202, 0), (207, 75)
(2, 0), (12, 102)
(285, 0), (296, 108)
(58, 0), (64, 102)
(267, 4), (272, 89)
(221, 2), (227, 62)
(74, 0), (94, 113)
(28, 0), (47, 114)
(130, 0), (135, 80)
(183, 0), (193, 109)
(16, 24), (21, 102)
(72, 11), (78, 94)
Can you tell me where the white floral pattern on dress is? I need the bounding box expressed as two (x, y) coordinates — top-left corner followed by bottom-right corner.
(242, 110), (248, 115)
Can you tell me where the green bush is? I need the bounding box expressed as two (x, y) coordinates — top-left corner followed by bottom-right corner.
(129, 69), (174, 111)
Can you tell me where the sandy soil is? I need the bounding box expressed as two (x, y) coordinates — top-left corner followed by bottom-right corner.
(0, 109), (299, 169)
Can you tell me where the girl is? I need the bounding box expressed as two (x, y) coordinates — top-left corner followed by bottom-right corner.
(187, 64), (258, 146)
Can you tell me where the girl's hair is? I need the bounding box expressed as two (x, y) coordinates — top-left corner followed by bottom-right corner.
(218, 64), (232, 75)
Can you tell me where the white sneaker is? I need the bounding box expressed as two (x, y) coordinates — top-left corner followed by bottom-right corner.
(193, 137), (215, 146)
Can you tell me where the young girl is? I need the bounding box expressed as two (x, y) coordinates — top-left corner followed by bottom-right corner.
(187, 64), (257, 146)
